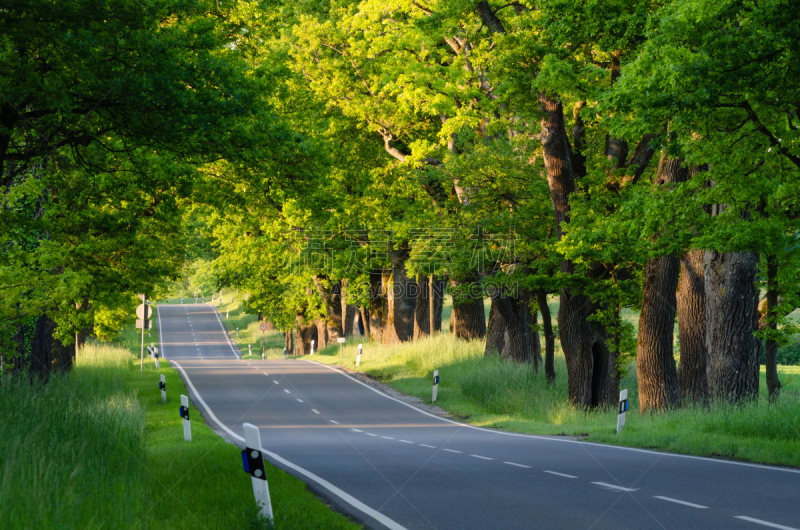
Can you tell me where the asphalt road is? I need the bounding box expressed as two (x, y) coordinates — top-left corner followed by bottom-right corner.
(158, 303), (800, 530)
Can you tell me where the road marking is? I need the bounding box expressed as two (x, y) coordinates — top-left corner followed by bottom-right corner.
(283, 389), (290, 394)
(273, 381), (279, 384)
(351, 429), (363, 433)
(312, 409), (320, 414)
(246, 363), (251, 365)
(366, 433), (377, 437)
(442, 448), (462, 454)
(543, 470), (577, 479)
(330, 420), (339, 424)
(503, 461), (531, 469)
(296, 399), (304, 403)
(381, 436), (395, 440)
(592, 482), (637, 492)
(399, 440), (413, 444)
(471, 454), (493, 461)
(653, 496), (707, 509)
(419, 444), (436, 448)
(168, 360), (408, 530)
(734, 516), (799, 530)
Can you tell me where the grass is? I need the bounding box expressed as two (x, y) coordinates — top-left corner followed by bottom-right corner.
(0, 306), (361, 529)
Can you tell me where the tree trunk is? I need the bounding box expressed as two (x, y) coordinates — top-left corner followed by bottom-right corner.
(636, 155), (686, 412)
(296, 313), (315, 355)
(485, 298), (505, 356)
(284, 330), (293, 355)
(314, 276), (343, 341)
(540, 90), (615, 407)
(368, 269), (386, 343)
(340, 279), (357, 337)
(414, 274), (431, 340)
(764, 255), (782, 401)
(432, 276), (445, 332)
(704, 249), (761, 404)
(677, 249), (709, 404)
(359, 306), (370, 338)
(315, 318), (328, 349)
(498, 290), (535, 366)
(383, 243), (416, 344)
(29, 314), (54, 383)
(449, 278), (486, 340)
(536, 291), (556, 383)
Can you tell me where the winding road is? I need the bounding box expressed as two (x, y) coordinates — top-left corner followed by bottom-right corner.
(158, 303), (800, 530)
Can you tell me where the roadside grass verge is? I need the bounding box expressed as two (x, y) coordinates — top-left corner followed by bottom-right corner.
(1, 308), (360, 529)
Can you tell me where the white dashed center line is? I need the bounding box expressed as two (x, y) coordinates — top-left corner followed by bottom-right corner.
(419, 444), (436, 448)
(273, 380), (279, 384)
(503, 461), (531, 469)
(734, 516), (799, 530)
(543, 470), (577, 479)
(330, 420), (339, 424)
(381, 436), (395, 440)
(366, 433), (377, 437)
(399, 440), (413, 444)
(296, 399), (304, 403)
(283, 389), (290, 394)
(654, 496), (707, 509)
(311, 409), (320, 414)
(351, 429), (363, 433)
(471, 454), (493, 461)
(592, 482), (637, 492)
(442, 448), (462, 454)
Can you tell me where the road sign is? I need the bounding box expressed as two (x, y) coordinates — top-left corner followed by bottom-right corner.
(260, 322), (267, 332)
(136, 304), (152, 320)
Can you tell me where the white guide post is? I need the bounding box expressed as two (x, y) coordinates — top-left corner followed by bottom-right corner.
(337, 337), (346, 357)
(180, 394), (192, 441)
(282, 347), (286, 360)
(160, 375), (166, 403)
(154, 349), (160, 369)
(181, 298), (183, 304)
(242, 422), (274, 521)
(432, 370), (439, 403)
(248, 344), (252, 357)
(617, 389), (629, 434)
(356, 343), (362, 367)
(236, 327), (239, 338)
(310, 339), (315, 356)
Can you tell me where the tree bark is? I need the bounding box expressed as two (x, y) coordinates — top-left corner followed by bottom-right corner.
(315, 318), (328, 349)
(449, 278), (486, 340)
(368, 269), (386, 343)
(314, 276), (343, 341)
(636, 155), (686, 412)
(414, 274), (431, 340)
(677, 249), (709, 404)
(29, 314), (54, 383)
(359, 306), (370, 338)
(485, 298), (505, 356)
(432, 276), (445, 332)
(764, 255), (782, 401)
(704, 249), (761, 404)
(296, 313), (315, 355)
(284, 329), (293, 355)
(536, 290), (556, 383)
(383, 243), (416, 344)
(540, 90), (615, 407)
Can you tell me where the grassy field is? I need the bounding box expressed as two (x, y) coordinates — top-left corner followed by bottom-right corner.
(203, 290), (800, 469)
(0, 307), (361, 529)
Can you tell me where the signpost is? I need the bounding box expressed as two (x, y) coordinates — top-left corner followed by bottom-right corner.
(242, 422), (273, 521)
(337, 337), (346, 358)
(260, 322), (267, 359)
(356, 343), (362, 367)
(432, 370), (440, 402)
(310, 339), (315, 356)
(135, 294), (150, 373)
(159, 375), (166, 403)
(180, 395), (192, 441)
(617, 389), (629, 434)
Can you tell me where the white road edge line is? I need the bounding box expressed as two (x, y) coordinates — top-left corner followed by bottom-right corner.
(169, 360), (407, 530)
(503, 462), (531, 469)
(543, 470), (578, 479)
(734, 516), (799, 530)
(301, 359), (800, 475)
(204, 303), (240, 359)
(653, 496), (707, 509)
(470, 454), (493, 461)
(592, 482), (637, 492)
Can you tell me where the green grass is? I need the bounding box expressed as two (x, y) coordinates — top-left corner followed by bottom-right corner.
(0, 306), (361, 529)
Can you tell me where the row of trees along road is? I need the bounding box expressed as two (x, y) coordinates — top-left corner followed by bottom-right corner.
(3, 0), (799, 411)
